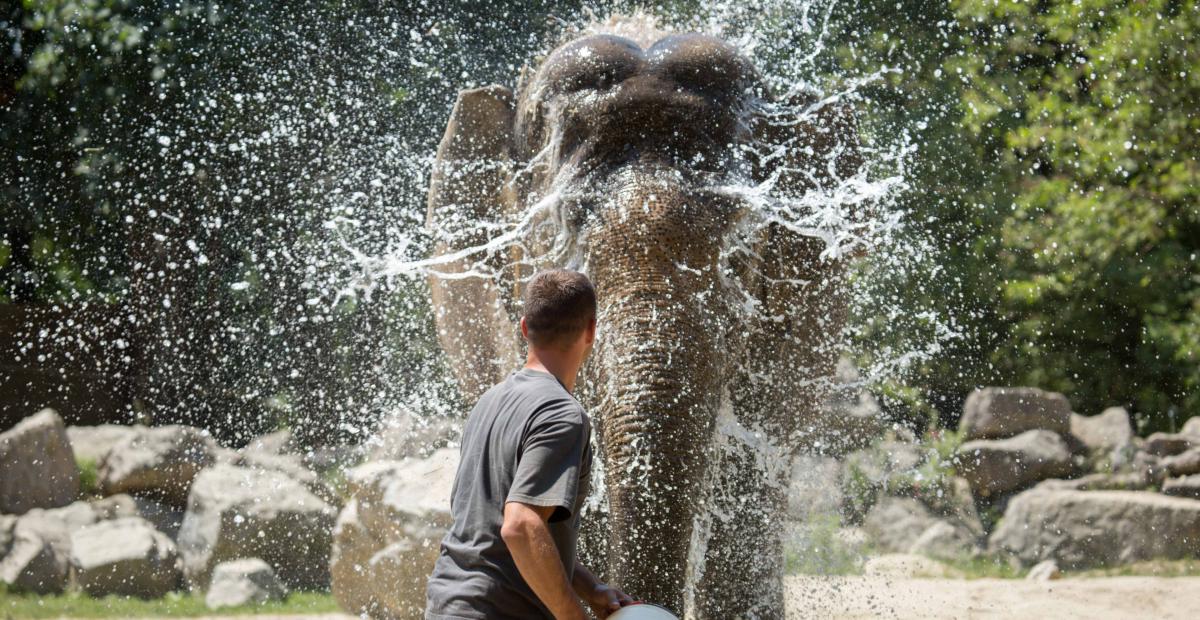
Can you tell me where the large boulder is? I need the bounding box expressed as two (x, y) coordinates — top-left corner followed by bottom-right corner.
(1143, 432), (1194, 457)
(67, 424), (140, 464)
(1069, 407), (1134, 454)
(70, 516), (181, 598)
(225, 450), (339, 506)
(0, 409), (80, 514)
(1181, 416), (1200, 439)
(98, 425), (218, 505)
(177, 463), (336, 590)
(1160, 448), (1200, 477)
(205, 558), (288, 610)
(0, 510), (71, 593)
(989, 489), (1200, 568)
(958, 387), (1071, 440)
(330, 448), (457, 618)
(1162, 474), (1200, 500)
(957, 430), (1075, 497)
(366, 408), (459, 462)
(863, 497), (978, 561)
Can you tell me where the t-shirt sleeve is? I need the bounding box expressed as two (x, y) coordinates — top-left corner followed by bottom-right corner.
(506, 402), (586, 522)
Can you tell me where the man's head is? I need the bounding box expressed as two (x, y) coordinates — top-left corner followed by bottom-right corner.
(520, 269), (597, 357)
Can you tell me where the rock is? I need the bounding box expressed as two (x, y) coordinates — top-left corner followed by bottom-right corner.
(863, 497), (978, 561)
(67, 424), (140, 464)
(1162, 474), (1200, 500)
(957, 430), (1075, 497)
(366, 408), (459, 462)
(862, 553), (951, 578)
(177, 464), (336, 590)
(244, 430), (298, 456)
(90, 494), (185, 540)
(989, 489), (1200, 568)
(226, 450), (339, 506)
(1160, 448), (1200, 477)
(0, 515), (16, 560)
(1034, 472), (1151, 492)
(205, 558), (288, 610)
(1069, 408), (1133, 454)
(1026, 559), (1062, 581)
(70, 517), (181, 598)
(98, 425), (218, 505)
(1144, 432), (1193, 457)
(1181, 417), (1200, 439)
(958, 387), (1071, 440)
(0, 409), (80, 514)
(330, 448), (457, 618)
(0, 510), (71, 593)
(787, 454), (842, 521)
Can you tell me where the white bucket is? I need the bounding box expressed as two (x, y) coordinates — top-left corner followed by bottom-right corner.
(607, 603), (680, 620)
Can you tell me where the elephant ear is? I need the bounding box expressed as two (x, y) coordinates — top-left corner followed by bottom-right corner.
(733, 93), (864, 440)
(426, 85), (524, 403)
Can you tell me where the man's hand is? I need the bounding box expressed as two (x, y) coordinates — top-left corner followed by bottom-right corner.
(572, 562), (635, 619)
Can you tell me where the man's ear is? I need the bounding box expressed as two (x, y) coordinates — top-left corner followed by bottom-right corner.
(519, 316), (529, 341)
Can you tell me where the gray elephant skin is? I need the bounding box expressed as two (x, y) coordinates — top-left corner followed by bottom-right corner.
(426, 22), (861, 619)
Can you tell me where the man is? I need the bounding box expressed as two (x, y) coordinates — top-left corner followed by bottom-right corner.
(426, 269), (634, 619)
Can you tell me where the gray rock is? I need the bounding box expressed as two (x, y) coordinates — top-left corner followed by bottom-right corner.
(226, 450), (339, 506)
(366, 408), (459, 462)
(0, 510), (71, 593)
(1181, 417), (1200, 439)
(70, 517), (181, 598)
(330, 449), (457, 618)
(89, 494), (185, 540)
(1026, 559), (1062, 581)
(1160, 448), (1200, 477)
(67, 424), (140, 464)
(244, 430), (298, 456)
(0, 515), (17, 563)
(841, 440), (924, 521)
(989, 489), (1200, 568)
(204, 558), (288, 610)
(863, 497), (978, 561)
(1069, 408), (1133, 453)
(1034, 471), (1151, 492)
(959, 387), (1071, 440)
(957, 430), (1075, 497)
(177, 464), (336, 590)
(0, 409), (80, 514)
(1162, 474), (1200, 500)
(1144, 432), (1194, 457)
(98, 425), (217, 506)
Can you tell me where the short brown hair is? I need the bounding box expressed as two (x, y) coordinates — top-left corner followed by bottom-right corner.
(523, 269), (596, 349)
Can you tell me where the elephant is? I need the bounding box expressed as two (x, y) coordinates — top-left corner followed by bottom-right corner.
(425, 20), (862, 619)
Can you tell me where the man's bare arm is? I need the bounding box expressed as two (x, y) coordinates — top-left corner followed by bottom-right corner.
(501, 501), (587, 620)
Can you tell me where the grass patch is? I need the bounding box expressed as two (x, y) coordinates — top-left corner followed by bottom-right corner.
(76, 457), (99, 498)
(0, 585), (339, 618)
(937, 555), (1023, 579)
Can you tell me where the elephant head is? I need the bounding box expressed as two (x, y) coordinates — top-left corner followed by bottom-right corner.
(427, 21), (861, 618)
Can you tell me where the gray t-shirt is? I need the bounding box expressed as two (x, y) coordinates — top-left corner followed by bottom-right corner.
(426, 368), (593, 620)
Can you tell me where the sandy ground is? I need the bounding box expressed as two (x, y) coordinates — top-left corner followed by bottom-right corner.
(127, 577), (1200, 619)
(783, 575), (1200, 619)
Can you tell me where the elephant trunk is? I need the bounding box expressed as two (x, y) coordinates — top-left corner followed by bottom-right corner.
(594, 301), (721, 612)
(585, 164), (735, 611)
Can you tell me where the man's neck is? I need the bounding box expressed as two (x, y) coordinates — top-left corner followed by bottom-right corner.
(524, 349), (580, 393)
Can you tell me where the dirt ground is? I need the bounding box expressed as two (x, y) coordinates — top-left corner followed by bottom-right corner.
(783, 575), (1200, 619)
(142, 576), (1200, 619)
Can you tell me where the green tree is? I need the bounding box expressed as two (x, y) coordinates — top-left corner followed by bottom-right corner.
(951, 0), (1200, 430)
